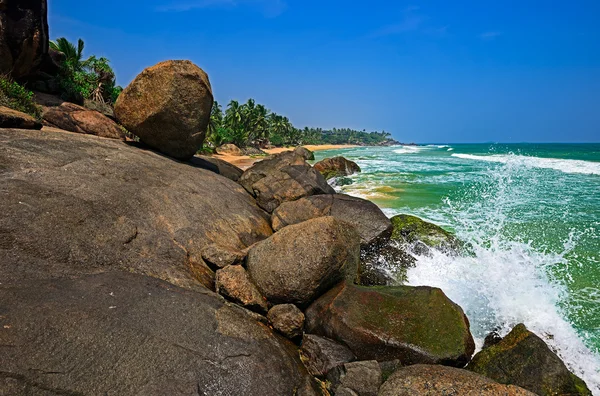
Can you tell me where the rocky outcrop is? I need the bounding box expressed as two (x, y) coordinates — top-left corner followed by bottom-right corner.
(0, 105), (41, 129)
(328, 360), (382, 396)
(379, 365), (536, 395)
(115, 60), (213, 160)
(271, 194), (392, 247)
(267, 304), (305, 340)
(294, 146), (315, 160)
(305, 282), (475, 366)
(390, 214), (463, 254)
(0, 0), (49, 79)
(468, 324), (591, 396)
(301, 335), (356, 378)
(0, 128), (273, 291)
(191, 155), (244, 181)
(0, 272), (320, 395)
(247, 217), (360, 306)
(216, 143), (243, 156)
(314, 156), (361, 180)
(239, 151), (335, 212)
(42, 102), (126, 140)
(216, 265), (268, 314)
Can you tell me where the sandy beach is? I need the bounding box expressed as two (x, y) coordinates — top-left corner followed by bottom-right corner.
(213, 144), (359, 169)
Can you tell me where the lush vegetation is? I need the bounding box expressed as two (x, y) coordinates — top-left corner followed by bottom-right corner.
(0, 75), (42, 119)
(207, 99), (394, 149)
(50, 38), (122, 104)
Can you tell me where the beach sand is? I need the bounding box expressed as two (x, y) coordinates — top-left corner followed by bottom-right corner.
(213, 144), (359, 170)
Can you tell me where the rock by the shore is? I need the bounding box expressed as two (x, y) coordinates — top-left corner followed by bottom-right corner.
(0, 272), (320, 395)
(328, 360), (382, 396)
(83, 98), (115, 119)
(201, 243), (246, 269)
(305, 282), (475, 366)
(247, 217), (360, 306)
(271, 194), (392, 247)
(0, 128), (272, 291)
(295, 146), (315, 160)
(191, 155), (244, 181)
(390, 214), (463, 254)
(379, 364), (536, 396)
(467, 324), (591, 396)
(301, 334), (356, 378)
(314, 156), (361, 180)
(42, 102), (126, 140)
(216, 143), (243, 156)
(0, 106), (42, 129)
(115, 60), (213, 160)
(0, 0), (49, 79)
(267, 304), (305, 340)
(216, 265), (268, 314)
(239, 150), (335, 213)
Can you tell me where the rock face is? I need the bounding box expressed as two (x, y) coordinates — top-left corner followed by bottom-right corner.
(379, 364), (536, 396)
(216, 143), (243, 156)
(301, 334), (356, 378)
(305, 282), (475, 366)
(390, 214), (463, 254)
(42, 102), (126, 140)
(0, 105), (42, 129)
(294, 146), (315, 160)
(0, 272), (319, 395)
(239, 151), (335, 213)
(328, 360), (382, 396)
(114, 60), (213, 160)
(216, 265), (268, 314)
(314, 156), (361, 180)
(271, 194), (392, 247)
(0, 128), (273, 291)
(267, 304), (305, 340)
(247, 217), (361, 306)
(0, 0), (49, 79)
(468, 324), (591, 396)
(191, 155), (244, 181)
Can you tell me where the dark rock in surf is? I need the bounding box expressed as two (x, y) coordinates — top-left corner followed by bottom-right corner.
(313, 156), (361, 180)
(390, 214), (464, 255)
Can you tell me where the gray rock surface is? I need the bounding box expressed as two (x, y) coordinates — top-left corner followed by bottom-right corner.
(301, 334), (356, 378)
(328, 361), (382, 396)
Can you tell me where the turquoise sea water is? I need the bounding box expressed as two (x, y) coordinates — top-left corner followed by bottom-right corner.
(313, 143), (600, 393)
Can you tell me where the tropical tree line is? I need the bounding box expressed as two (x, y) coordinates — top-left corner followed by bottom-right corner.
(207, 99), (393, 149)
(50, 37), (122, 104)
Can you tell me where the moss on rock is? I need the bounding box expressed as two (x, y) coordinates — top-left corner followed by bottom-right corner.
(390, 214), (464, 254)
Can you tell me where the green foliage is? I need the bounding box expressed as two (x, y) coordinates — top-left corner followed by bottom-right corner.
(0, 75), (42, 120)
(206, 98), (395, 149)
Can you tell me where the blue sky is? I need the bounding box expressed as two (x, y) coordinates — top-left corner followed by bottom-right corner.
(48, 1), (600, 143)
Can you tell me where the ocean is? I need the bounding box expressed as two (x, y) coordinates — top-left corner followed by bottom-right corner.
(313, 143), (600, 393)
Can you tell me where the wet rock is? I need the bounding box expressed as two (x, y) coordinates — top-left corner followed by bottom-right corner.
(301, 334), (356, 378)
(216, 265), (268, 314)
(247, 217), (360, 306)
(467, 323), (591, 396)
(201, 243), (246, 269)
(216, 143), (242, 156)
(328, 360), (382, 396)
(390, 214), (463, 255)
(239, 151), (335, 212)
(42, 102), (126, 140)
(115, 60), (213, 160)
(305, 282), (475, 366)
(267, 304), (305, 340)
(314, 156), (361, 180)
(0, 272), (319, 395)
(0, 128), (272, 291)
(0, 106), (41, 129)
(379, 364), (536, 395)
(271, 194), (392, 247)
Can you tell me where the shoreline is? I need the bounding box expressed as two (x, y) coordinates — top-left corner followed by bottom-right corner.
(212, 144), (359, 170)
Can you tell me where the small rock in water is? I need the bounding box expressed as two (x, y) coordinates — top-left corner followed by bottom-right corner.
(267, 304), (305, 340)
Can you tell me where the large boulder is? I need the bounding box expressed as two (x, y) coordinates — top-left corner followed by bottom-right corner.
(0, 128), (273, 291)
(305, 282), (475, 366)
(390, 214), (463, 254)
(239, 151), (335, 213)
(467, 324), (591, 396)
(379, 365), (536, 396)
(0, 272), (320, 395)
(216, 143), (243, 156)
(314, 156), (361, 180)
(0, 0), (49, 79)
(114, 60), (213, 160)
(42, 102), (126, 140)
(271, 194), (392, 247)
(247, 217), (361, 306)
(294, 146), (315, 160)
(0, 105), (41, 129)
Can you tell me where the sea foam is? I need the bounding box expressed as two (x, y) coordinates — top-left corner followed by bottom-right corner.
(452, 153), (600, 175)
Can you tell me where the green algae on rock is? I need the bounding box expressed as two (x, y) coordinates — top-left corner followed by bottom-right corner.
(305, 282), (475, 366)
(467, 323), (592, 396)
(390, 214), (464, 254)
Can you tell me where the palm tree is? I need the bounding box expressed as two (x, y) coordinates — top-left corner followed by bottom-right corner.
(49, 38), (86, 70)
